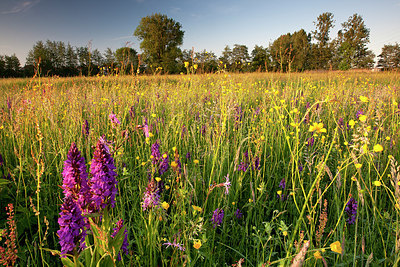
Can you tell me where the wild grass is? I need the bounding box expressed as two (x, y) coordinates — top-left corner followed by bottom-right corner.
(0, 71), (400, 266)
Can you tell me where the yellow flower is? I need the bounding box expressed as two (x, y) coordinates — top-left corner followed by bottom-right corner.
(355, 163), (362, 169)
(351, 176), (357, 181)
(373, 144), (383, 152)
(282, 231), (288, 236)
(309, 122), (327, 134)
(193, 64), (198, 70)
(161, 201), (169, 210)
(192, 205), (202, 212)
(330, 241), (342, 254)
(359, 96), (369, 103)
(348, 120), (355, 129)
(193, 240), (202, 249)
(193, 159), (199, 164)
(232, 202), (236, 205)
(171, 161), (178, 168)
(277, 190), (282, 196)
(248, 198), (253, 203)
(151, 113), (157, 118)
(373, 180), (382, 187)
(314, 251), (323, 259)
(359, 115), (367, 122)
(184, 61), (189, 68)
(165, 185), (170, 190)
(155, 177), (161, 182)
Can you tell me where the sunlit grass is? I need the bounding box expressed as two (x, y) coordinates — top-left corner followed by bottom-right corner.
(0, 71), (400, 266)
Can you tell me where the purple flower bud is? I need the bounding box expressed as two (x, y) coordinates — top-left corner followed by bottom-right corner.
(159, 153), (169, 176)
(109, 113), (121, 127)
(57, 195), (87, 257)
(211, 208), (224, 228)
(234, 208), (243, 219)
(345, 197), (358, 225)
(89, 138), (118, 212)
(142, 178), (160, 211)
(62, 143), (90, 210)
(279, 178), (286, 190)
(151, 141), (162, 165)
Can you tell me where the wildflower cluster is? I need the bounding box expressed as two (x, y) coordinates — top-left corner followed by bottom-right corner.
(57, 139), (128, 261)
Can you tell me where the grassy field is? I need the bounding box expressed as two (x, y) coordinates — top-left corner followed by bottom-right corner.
(1, 71), (400, 266)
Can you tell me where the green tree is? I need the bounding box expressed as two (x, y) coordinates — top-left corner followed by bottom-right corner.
(291, 29), (311, 71)
(26, 40), (52, 75)
(115, 47), (138, 74)
(134, 13), (184, 74)
(336, 14), (374, 69)
(104, 48), (116, 70)
(195, 49), (218, 73)
(251, 45), (270, 72)
(231, 44), (250, 72)
(311, 12), (335, 69)
(219, 45), (233, 70)
(4, 54), (21, 77)
(377, 43), (400, 70)
(0, 55), (5, 77)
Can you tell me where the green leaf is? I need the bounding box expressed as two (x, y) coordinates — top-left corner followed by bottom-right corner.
(0, 179), (10, 187)
(109, 225), (126, 259)
(89, 218), (107, 257)
(61, 257), (76, 267)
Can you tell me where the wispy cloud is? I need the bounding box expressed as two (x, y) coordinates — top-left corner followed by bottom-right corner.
(2, 0), (40, 15)
(111, 35), (135, 41)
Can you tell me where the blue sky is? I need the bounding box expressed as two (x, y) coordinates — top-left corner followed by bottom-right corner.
(1, 0), (400, 64)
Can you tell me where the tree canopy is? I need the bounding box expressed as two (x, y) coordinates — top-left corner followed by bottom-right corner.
(134, 13), (184, 74)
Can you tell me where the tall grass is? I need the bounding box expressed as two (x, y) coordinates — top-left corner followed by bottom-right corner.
(0, 71), (400, 266)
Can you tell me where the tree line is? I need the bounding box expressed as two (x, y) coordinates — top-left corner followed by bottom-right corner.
(1, 12), (399, 77)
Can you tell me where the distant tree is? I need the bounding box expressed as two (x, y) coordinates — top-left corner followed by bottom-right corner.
(65, 43), (78, 76)
(0, 55), (5, 77)
(219, 45), (233, 70)
(104, 47), (116, 70)
(76, 46), (91, 75)
(377, 43), (400, 70)
(291, 29), (312, 71)
(231, 44), (250, 72)
(195, 49), (218, 73)
(270, 33), (291, 72)
(115, 47), (138, 74)
(3, 54), (21, 77)
(134, 13), (184, 73)
(311, 12), (335, 69)
(336, 14), (374, 69)
(269, 30), (312, 72)
(251, 45), (270, 72)
(26, 40), (52, 75)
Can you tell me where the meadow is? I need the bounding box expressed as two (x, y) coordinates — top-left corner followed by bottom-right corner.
(1, 71), (400, 266)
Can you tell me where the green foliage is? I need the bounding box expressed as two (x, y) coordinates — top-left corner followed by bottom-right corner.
(114, 47), (138, 75)
(377, 43), (400, 70)
(311, 12), (335, 70)
(134, 13), (184, 74)
(336, 14), (374, 69)
(269, 30), (311, 72)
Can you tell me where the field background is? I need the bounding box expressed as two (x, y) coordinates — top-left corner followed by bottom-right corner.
(1, 71), (400, 266)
